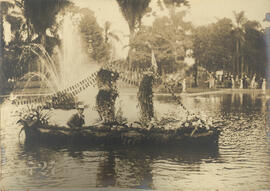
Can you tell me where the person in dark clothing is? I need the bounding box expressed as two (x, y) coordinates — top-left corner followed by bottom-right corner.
(67, 104), (85, 129)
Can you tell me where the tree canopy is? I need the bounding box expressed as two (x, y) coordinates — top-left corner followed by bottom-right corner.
(79, 8), (110, 63)
(130, 11), (192, 75)
(192, 14), (266, 76)
(116, 0), (151, 37)
(192, 18), (234, 72)
(23, 0), (71, 35)
(0, 1), (267, 91)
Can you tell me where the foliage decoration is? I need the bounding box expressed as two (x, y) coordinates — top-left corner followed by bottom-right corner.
(17, 105), (51, 127)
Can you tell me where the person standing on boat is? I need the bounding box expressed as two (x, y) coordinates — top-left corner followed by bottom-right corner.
(67, 104), (85, 129)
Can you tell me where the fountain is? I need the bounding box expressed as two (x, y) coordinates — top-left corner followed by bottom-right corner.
(12, 12), (100, 108)
(58, 13), (100, 89)
(16, 43), (60, 93)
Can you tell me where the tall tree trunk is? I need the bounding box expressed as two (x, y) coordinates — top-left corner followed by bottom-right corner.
(241, 56), (244, 75)
(236, 40), (239, 75)
(161, 66), (166, 83)
(232, 55), (235, 75)
(27, 19), (31, 73)
(245, 63), (250, 74)
(26, 19), (31, 43)
(0, 15), (7, 93)
(194, 62), (198, 87)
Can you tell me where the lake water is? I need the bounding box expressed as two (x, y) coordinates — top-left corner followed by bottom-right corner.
(1, 88), (270, 190)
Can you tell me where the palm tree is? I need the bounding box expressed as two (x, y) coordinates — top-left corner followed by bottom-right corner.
(0, 1), (15, 92)
(242, 20), (261, 75)
(116, 0), (151, 41)
(232, 11), (247, 76)
(161, 0), (189, 17)
(23, 0), (71, 47)
(115, 0), (151, 64)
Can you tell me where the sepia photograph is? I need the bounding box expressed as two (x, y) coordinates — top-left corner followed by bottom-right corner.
(0, 0), (270, 190)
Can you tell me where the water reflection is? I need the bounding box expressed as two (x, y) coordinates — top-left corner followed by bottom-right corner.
(13, 143), (218, 189)
(138, 75), (154, 124)
(96, 151), (116, 187)
(219, 93), (265, 114)
(1, 91), (270, 190)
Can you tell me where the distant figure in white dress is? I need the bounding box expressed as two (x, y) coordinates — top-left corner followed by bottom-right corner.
(250, 74), (256, 89)
(239, 79), (243, 89)
(182, 79), (186, 93)
(231, 75), (235, 89)
(208, 73), (215, 88)
(262, 78), (266, 92)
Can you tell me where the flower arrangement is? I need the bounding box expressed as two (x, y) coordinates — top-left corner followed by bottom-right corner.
(115, 101), (127, 124)
(16, 105), (51, 127)
(96, 69), (119, 89)
(179, 113), (213, 132)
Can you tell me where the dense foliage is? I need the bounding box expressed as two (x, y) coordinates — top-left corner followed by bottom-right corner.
(96, 69), (119, 123)
(192, 12), (266, 76)
(79, 8), (110, 63)
(130, 11), (192, 76)
(116, 0), (151, 38)
(23, 0), (71, 42)
(0, 0), (71, 83)
(0, 0), (267, 94)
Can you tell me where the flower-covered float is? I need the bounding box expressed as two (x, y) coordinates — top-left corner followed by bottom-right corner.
(17, 105), (221, 147)
(17, 67), (221, 147)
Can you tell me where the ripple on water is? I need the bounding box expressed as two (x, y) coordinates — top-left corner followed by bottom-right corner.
(1, 92), (270, 190)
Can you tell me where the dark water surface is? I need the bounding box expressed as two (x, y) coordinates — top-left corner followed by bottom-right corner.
(1, 89), (270, 190)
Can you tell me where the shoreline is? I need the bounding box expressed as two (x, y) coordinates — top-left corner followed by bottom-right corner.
(155, 88), (269, 96)
(0, 87), (268, 98)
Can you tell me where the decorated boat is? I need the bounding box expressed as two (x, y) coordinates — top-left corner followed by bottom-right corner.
(18, 119), (221, 146)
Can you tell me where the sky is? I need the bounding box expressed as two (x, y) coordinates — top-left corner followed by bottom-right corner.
(73, 0), (270, 59)
(187, 0), (270, 27)
(74, 0), (270, 28)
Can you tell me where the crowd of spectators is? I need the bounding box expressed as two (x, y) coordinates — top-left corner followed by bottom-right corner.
(206, 73), (266, 90)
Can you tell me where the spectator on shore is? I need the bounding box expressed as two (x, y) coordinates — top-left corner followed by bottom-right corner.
(209, 73), (215, 88)
(258, 77), (263, 89)
(242, 75), (248, 89)
(262, 78), (266, 92)
(231, 75), (235, 89)
(224, 74), (231, 88)
(239, 78), (243, 89)
(182, 79), (186, 92)
(235, 75), (239, 88)
(245, 75), (250, 89)
(250, 74), (256, 89)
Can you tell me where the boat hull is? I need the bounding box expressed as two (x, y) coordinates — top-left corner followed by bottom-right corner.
(23, 124), (220, 147)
